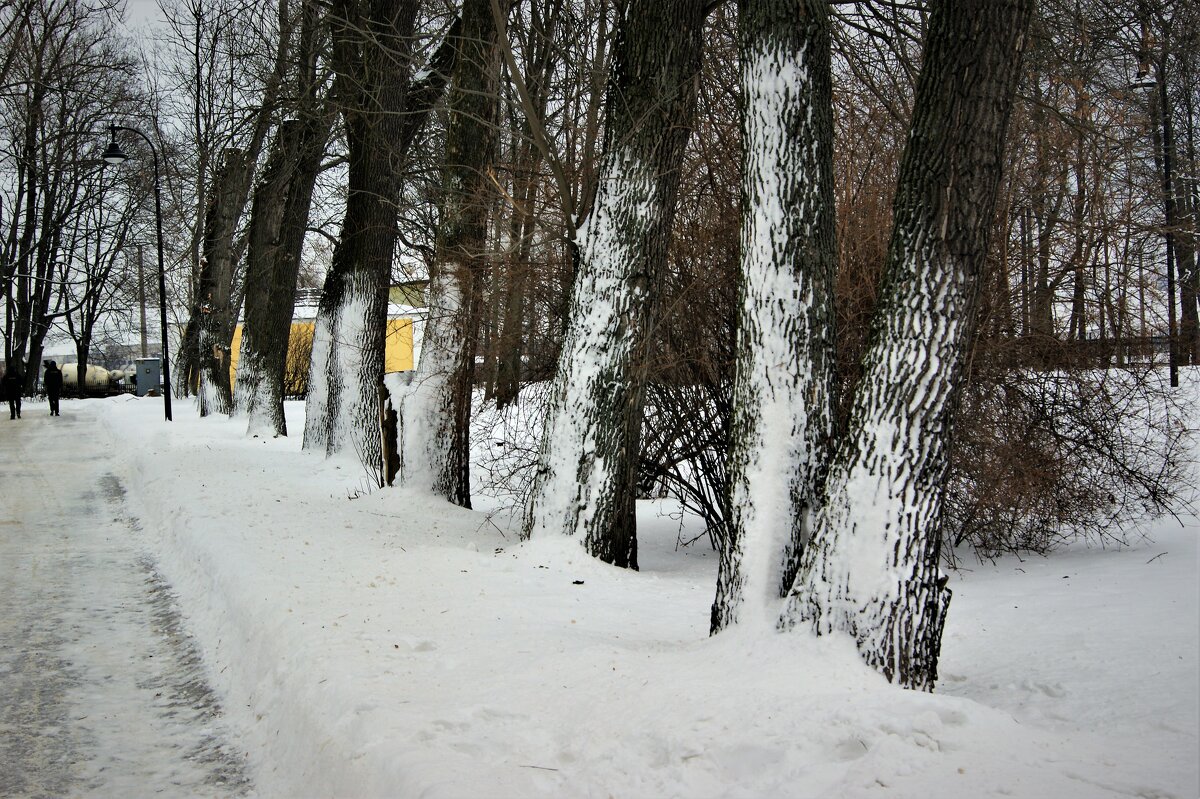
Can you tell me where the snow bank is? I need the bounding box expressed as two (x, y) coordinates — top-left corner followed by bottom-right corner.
(93, 394), (1198, 798)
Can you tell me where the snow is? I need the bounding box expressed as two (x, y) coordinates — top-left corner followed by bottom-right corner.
(525, 151), (660, 541)
(722, 37), (834, 628)
(75, 389), (1199, 798)
(325, 287), (375, 457)
(303, 284), (380, 461)
(0, 424), (251, 797)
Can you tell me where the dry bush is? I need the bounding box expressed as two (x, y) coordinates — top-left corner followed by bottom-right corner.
(947, 351), (1192, 560)
(469, 1), (1193, 564)
(284, 325), (315, 399)
(631, 4), (739, 548)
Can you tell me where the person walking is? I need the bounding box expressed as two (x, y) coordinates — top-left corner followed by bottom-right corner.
(43, 360), (63, 416)
(3, 363), (23, 420)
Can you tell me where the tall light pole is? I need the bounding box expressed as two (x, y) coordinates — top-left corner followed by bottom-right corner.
(1133, 21), (1180, 387)
(1156, 56), (1180, 388)
(102, 124), (173, 420)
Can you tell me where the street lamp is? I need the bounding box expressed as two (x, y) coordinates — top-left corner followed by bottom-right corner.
(103, 124), (173, 420)
(1130, 27), (1180, 387)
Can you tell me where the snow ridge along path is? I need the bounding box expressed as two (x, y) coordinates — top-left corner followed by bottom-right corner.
(83, 391), (1199, 799)
(0, 408), (253, 798)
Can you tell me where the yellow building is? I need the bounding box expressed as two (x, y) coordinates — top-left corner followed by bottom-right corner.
(229, 283), (426, 395)
(229, 316), (417, 396)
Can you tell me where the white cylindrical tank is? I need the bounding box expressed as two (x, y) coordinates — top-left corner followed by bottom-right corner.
(61, 363), (112, 394)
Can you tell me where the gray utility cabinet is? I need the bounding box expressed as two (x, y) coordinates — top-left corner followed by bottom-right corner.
(134, 358), (161, 397)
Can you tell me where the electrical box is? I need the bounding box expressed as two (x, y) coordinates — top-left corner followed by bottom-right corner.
(134, 357), (161, 397)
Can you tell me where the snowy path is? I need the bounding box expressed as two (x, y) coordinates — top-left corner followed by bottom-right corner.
(0, 408), (253, 798)
(3, 395), (1190, 798)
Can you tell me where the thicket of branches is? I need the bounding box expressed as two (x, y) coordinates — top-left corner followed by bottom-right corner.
(463, 0), (1195, 560)
(0, 0), (158, 386)
(2, 0), (1194, 561)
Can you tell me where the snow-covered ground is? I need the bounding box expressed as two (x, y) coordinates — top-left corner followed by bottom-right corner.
(0, 412), (251, 797)
(67, 384), (1200, 798)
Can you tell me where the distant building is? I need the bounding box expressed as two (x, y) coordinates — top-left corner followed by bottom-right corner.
(228, 281), (427, 397)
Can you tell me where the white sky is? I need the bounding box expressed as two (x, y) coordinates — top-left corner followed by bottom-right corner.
(119, 0), (167, 34)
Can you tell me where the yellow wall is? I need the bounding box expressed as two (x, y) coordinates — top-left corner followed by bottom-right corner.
(384, 317), (415, 373)
(229, 317), (415, 391)
(229, 325), (241, 379)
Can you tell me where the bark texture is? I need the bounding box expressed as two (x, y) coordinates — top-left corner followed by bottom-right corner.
(781, 0), (1033, 690)
(235, 113), (330, 436)
(522, 0), (706, 568)
(193, 146), (251, 416)
(399, 0), (498, 507)
(187, 1), (292, 416)
(235, 0), (331, 437)
(711, 0), (838, 632)
(303, 2), (459, 465)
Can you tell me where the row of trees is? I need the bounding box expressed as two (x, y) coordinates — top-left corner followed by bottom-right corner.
(2, 0), (1195, 688)
(0, 0), (153, 391)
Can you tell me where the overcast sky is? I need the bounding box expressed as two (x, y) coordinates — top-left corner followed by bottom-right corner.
(120, 0), (166, 33)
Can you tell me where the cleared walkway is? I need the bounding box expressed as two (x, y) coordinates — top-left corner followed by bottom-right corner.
(0, 401), (253, 798)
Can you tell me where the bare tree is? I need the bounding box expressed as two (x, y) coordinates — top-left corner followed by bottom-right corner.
(186, 0), (292, 416)
(302, 0), (457, 467)
(234, 0), (333, 437)
(781, 0), (1034, 690)
(521, 0), (707, 568)
(0, 0), (141, 383)
(397, 0), (499, 505)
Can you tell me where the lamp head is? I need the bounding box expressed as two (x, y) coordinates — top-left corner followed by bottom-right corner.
(102, 126), (128, 165)
(1130, 62), (1158, 92)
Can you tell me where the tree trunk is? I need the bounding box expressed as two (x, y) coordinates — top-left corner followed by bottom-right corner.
(1067, 122), (1088, 344)
(521, 0), (706, 569)
(710, 0), (837, 632)
(491, 142), (538, 406)
(1181, 74), (1199, 365)
(1026, 78), (1065, 361)
(235, 113), (331, 436)
(235, 0), (332, 436)
(398, 0), (498, 506)
(193, 146), (250, 416)
(491, 2), (557, 408)
(7, 95), (41, 372)
(175, 0), (293, 413)
(781, 0), (1033, 691)
(1176, 159), (1198, 365)
(304, 0), (458, 464)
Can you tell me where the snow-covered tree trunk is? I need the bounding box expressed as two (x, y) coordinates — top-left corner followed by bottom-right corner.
(235, 0), (331, 438)
(781, 0), (1033, 690)
(399, 273), (473, 493)
(304, 0), (417, 466)
(522, 0), (706, 568)
(398, 0), (497, 507)
(235, 111), (330, 437)
(710, 0), (838, 633)
(305, 256), (391, 465)
(234, 127), (298, 432)
(304, 3), (458, 466)
(188, 2), (292, 418)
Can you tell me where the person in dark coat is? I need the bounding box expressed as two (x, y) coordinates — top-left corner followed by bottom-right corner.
(3, 363), (23, 420)
(43, 360), (63, 416)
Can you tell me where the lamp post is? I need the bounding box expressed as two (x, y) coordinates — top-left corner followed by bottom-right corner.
(102, 124), (173, 420)
(1155, 59), (1180, 388)
(1132, 25), (1180, 387)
